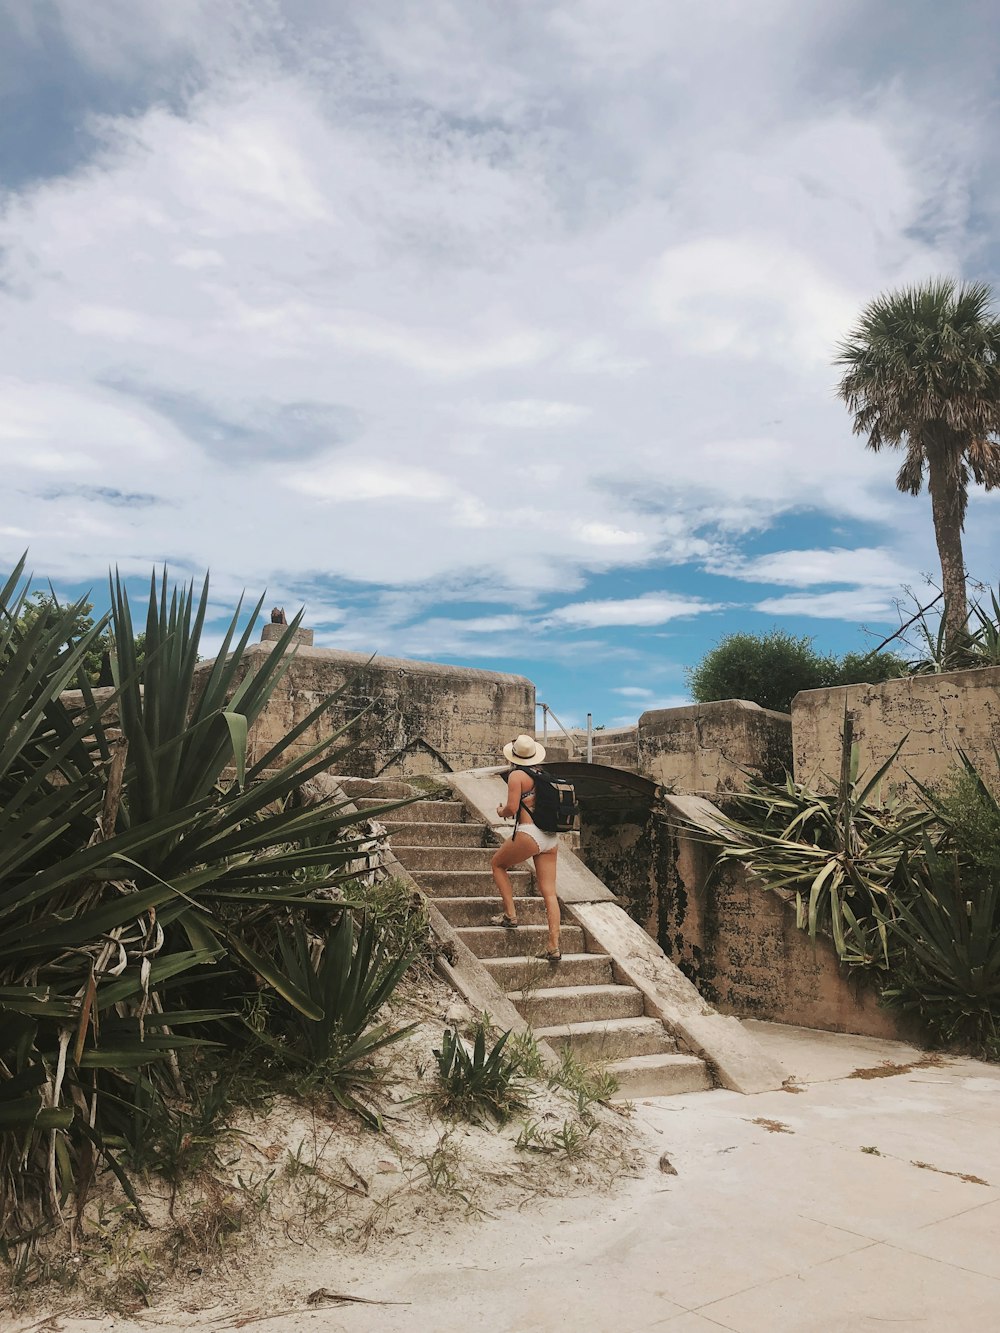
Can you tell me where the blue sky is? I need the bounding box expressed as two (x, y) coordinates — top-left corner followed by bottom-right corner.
(2, 1), (999, 728)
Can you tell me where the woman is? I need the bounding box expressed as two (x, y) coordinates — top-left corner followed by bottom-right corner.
(490, 734), (561, 962)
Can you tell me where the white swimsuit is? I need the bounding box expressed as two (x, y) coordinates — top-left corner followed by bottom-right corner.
(515, 820), (559, 854)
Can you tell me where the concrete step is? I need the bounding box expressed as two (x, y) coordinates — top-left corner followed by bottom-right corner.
(391, 846), (498, 871)
(434, 897), (549, 928)
(483, 954), (614, 991)
(533, 1017), (676, 1062)
(606, 1053), (712, 1100)
(385, 821), (490, 847)
(457, 924), (585, 960)
(414, 868), (533, 897)
(511, 984), (644, 1028)
(356, 798), (468, 824)
(341, 779), (417, 800)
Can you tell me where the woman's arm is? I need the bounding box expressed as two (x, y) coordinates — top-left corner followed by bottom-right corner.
(497, 770), (526, 819)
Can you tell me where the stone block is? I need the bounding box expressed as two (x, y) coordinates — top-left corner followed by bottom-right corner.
(637, 700), (792, 797)
(792, 666), (1000, 798)
(261, 623), (314, 646)
(195, 644), (534, 778)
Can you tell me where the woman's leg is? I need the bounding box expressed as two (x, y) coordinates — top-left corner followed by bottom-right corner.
(491, 832), (538, 921)
(532, 848), (561, 954)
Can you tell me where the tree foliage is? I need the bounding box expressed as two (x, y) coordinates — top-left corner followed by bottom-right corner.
(836, 279), (1000, 645)
(14, 590), (145, 685)
(687, 629), (906, 714)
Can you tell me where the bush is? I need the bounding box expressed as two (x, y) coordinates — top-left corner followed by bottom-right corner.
(431, 1021), (528, 1124)
(687, 630), (906, 713)
(833, 651), (909, 687)
(0, 556), (417, 1244)
(880, 843), (1000, 1057)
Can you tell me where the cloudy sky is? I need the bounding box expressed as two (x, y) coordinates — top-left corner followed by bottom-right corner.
(2, 1), (999, 727)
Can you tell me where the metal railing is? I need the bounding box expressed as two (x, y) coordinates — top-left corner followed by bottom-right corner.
(536, 702), (594, 762)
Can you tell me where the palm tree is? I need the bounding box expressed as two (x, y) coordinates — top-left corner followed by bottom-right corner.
(836, 279), (1000, 647)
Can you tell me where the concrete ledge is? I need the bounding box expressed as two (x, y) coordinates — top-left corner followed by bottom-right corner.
(638, 698), (792, 797)
(567, 900), (787, 1094)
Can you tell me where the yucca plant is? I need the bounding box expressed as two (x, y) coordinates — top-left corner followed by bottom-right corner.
(906, 582), (1000, 673)
(245, 912), (419, 1125)
(703, 739), (935, 965)
(432, 1021), (527, 1124)
(0, 557), (416, 1244)
(879, 842), (1000, 1055)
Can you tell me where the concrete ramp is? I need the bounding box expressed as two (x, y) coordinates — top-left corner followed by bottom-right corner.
(446, 769), (787, 1095)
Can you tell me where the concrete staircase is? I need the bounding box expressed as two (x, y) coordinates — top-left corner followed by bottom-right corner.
(356, 791), (711, 1098)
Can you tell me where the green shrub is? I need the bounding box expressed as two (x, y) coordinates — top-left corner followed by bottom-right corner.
(246, 911), (419, 1125)
(701, 745), (1000, 1059)
(359, 875), (430, 963)
(0, 555), (417, 1243)
(928, 758), (1000, 880)
(687, 629), (829, 713)
(834, 651), (909, 686)
(906, 584), (1000, 673)
(687, 630), (906, 714)
(547, 1047), (619, 1116)
(706, 745), (934, 964)
(880, 843), (1000, 1057)
(431, 1021), (527, 1124)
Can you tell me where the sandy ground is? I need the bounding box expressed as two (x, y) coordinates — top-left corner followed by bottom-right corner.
(11, 1021), (1000, 1333)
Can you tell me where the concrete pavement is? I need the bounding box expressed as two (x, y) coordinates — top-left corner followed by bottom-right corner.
(23, 1022), (1000, 1333)
(330, 1022), (1000, 1332)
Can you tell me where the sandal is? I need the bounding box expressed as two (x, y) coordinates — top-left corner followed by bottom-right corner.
(490, 913), (519, 929)
(536, 948), (562, 963)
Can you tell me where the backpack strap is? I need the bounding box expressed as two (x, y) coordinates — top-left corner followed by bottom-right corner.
(512, 766), (537, 824)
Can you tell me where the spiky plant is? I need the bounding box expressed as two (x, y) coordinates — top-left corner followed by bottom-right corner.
(703, 741), (935, 965)
(0, 557), (415, 1243)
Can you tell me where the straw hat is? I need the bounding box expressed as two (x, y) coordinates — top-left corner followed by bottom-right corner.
(502, 734), (546, 766)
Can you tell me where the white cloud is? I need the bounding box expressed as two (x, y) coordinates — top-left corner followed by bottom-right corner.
(756, 589), (900, 621)
(725, 547), (915, 588)
(648, 236), (858, 368)
(0, 0), (992, 639)
(574, 522), (646, 547)
(468, 399), (590, 428)
(287, 460), (456, 504)
(612, 686), (654, 698)
(549, 594), (723, 628)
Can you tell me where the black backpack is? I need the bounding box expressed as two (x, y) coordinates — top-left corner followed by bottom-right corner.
(519, 767), (579, 834)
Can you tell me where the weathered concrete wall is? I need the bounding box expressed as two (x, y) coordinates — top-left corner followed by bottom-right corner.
(792, 666), (1000, 798)
(658, 809), (903, 1038)
(575, 785), (664, 929)
(637, 700), (793, 796)
(573, 785), (905, 1039)
(204, 640), (533, 778)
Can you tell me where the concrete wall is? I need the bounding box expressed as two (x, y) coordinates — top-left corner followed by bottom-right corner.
(659, 809), (902, 1038)
(575, 784), (664, 927)
(207, 639), (534, 778)
(573, 785), (904, 1039)
(792, 666), (1000, 798)
(637, 700), (793, 797)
